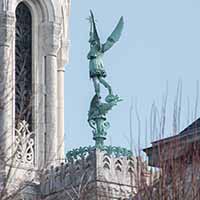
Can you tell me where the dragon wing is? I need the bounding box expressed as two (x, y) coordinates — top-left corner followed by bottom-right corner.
(90, 10), (101, 49)
(102, 16), (124, 53)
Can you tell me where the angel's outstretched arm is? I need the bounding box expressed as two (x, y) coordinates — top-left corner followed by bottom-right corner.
(89, 10), (101, 49)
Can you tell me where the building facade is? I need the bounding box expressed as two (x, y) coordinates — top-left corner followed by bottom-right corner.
(141, 118), (200, 200)
(0, 0), (70, 167)
(0, 0), (70, 199)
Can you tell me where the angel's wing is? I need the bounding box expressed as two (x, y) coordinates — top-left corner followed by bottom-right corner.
(89, 10), (101, 49)
(102, 16), (124, 53)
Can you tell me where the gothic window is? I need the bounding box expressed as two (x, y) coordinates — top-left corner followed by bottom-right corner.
(15, 3), (34, 165)
(15, 2), (32, 129)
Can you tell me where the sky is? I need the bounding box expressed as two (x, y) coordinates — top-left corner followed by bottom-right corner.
(64, 0), (200, 153)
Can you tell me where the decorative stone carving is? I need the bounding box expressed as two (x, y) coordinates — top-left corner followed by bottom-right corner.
(0, 0), (70, 199)
(42, 22), (62, 56)
(40, 149), (140, 199)
(15, 120), (34, 165)
(0, 12), (15, 46)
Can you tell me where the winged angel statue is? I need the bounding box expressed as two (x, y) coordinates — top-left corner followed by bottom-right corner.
(87, 11), (124, 147)
(87, 10), (124, 100)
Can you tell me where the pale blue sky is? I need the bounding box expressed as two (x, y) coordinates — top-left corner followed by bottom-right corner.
(65, 0), (200, 152)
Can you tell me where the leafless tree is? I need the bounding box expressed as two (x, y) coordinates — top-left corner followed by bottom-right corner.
(132, 82), (200, 200)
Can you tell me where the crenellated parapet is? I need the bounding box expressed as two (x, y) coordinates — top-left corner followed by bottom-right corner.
(40, 153), (95, 196)
(40, 148), (139, 200)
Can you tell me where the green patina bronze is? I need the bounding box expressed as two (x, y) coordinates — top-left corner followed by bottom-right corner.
(87, 10), (124, 147)
(66, 145), (132, 163)
(65, 12), (132, 161)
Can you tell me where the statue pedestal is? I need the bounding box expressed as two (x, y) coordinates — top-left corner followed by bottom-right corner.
(40, 148), (137, 200)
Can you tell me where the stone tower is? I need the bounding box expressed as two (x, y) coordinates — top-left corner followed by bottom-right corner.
(0, 0), (70, 170)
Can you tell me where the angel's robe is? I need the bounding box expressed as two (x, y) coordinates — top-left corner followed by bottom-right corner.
(87, 45), (107, 78)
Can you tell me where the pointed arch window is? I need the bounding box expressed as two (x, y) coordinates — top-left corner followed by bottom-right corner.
(15, 2), (32, 129)
(15, 3), (34, 165)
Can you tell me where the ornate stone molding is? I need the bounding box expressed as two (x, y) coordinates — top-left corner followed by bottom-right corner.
(41, 22), (62, 56)
(40, 149), (137, 199)
(15, 120), (35, 165)
(0, 12), (15, 47)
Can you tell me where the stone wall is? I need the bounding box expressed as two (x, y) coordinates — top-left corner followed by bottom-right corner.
(0, 0), (70, 168)
(40, 149), (139, 200)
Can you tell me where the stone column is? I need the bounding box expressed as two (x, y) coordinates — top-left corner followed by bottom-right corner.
(0, 12), (15, 160)
(57, 65), (65, 161)
(57, 1), (70, 161)
(57, 40), (69, 161)
(42, 22), (61, 165)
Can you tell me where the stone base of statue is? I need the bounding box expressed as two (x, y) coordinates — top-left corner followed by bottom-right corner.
(40, 148), (137, 200)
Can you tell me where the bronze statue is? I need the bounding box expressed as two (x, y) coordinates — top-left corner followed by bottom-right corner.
(87, 10), (124, 100)
(87, 10), (124, 147)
